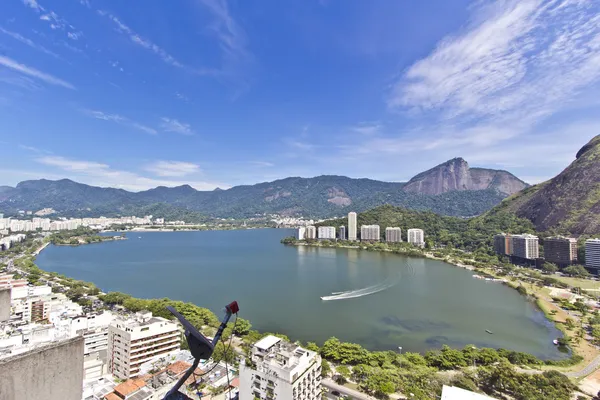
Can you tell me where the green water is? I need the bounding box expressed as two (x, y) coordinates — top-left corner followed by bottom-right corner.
(36, 229), (565, 358)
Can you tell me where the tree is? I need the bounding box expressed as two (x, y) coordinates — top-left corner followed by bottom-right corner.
(305, 342), (320, 352)
(563, 265), (590, 278)
(336, 365), (351, 379)
(232, 318), (252, 336)
(542, 262), (558, 274)
(321, 359), (331, 378)
(565, 318), (575, 329)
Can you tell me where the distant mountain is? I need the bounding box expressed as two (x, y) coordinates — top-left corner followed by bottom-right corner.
(0, 160), (527, 220)
(403, 157), (528, 196)
(489, 135), (600, 234)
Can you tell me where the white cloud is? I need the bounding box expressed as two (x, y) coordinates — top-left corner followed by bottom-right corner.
(81, 109), (157, 135)
(250, 161), (274, 167)
(390, 0), (600, 126)
(0, 55), (75, 89)
(145, 161), (201, 177)
(35, 155), (227, 191)
(160, 117), (194, 135)
(22, 0), (43, 12)
(0, 27), (61, 59)
(98, 11), (192, 70)
(21, 0), (83, 39)
(350, 122), (381, 136)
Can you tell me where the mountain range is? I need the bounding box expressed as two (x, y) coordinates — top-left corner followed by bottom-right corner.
(490, 135), (600, 235)
(0, 158), (526, 220)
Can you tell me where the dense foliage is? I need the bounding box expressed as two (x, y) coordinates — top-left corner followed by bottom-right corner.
(0, 176), (509, 219)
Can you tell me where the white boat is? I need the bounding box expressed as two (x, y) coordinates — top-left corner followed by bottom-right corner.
(553, 339), (559, 345)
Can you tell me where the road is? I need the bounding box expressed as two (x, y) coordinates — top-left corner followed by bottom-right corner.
(322, 379), (378, 400)
(517, 354), (600, 378)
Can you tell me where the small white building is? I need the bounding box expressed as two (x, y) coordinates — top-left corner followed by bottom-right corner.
(385, 227), (402, 243)
(361, 225), (380, 241)
(305, 226), (317, 240)
(239, 335), (321, 400)
(317, 226), (336, 240)
(441, 385), (497, 400)
(407, 228), (425, 247)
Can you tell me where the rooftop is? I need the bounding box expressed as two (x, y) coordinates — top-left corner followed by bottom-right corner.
(255, 335), (281, 351)
(114, 378), (146, 397)
(441, 385), (497, 400)
(252, 335), (317, 373)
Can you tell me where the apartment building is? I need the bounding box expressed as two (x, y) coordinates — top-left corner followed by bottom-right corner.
(493, 233), (513, 256)
(512, 234), (539, 260)
(361, 225), (380, 241)
(586, 239), (600, 271)
(239, 335), (321, 400)
(348, 212), (357, 241)
(544, 237), (578, 266)
(317, 226), (336, 240)
(385, 227), (402, 243)
(108, 311), (180, 380)
(295, 227), (306, 240)
(407, 229), (425, 248)
(339, 226), (346, 241)
(305, 226), (317, 240)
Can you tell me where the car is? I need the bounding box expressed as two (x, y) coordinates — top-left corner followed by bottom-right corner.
(331, 390), (341, 396)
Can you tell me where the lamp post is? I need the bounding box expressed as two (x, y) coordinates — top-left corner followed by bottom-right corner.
(471, 346), (477, 369)
(398, 346), (403, 354)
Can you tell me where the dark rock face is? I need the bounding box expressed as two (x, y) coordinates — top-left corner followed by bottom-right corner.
(403, 158), (527, 196)
(493, 135), (600, 234)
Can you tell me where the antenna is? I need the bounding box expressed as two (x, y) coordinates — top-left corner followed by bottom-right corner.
(164, 301), (239, 400)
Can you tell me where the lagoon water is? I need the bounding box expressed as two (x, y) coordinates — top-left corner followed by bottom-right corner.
(36, 229), (565, 358)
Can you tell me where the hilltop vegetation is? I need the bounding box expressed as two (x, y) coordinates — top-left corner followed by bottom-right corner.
(489, 135), (600, 234)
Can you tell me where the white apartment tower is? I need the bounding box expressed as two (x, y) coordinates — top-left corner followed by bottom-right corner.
(361, 225), (380, 241)
(317, 226), (336, 240)
(348, 212), (357, 241)
(108, 311), (180, 380)
(295, 227), (306, 240)
(385, 227), (402, 243)
(239, 335), (322, 400)
(512, 234), (539, 260)
(586, 239), (600, 271)
(407, 229), (425, 248)
(305, 226), (317, 240)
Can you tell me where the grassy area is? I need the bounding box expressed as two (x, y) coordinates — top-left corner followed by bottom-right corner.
(554, 276), (600, 290)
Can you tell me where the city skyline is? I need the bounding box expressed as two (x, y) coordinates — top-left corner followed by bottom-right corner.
(1, 1), (599, 191)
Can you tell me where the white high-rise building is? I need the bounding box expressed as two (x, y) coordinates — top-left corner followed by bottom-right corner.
(360, 225), (380, 241)
(295, 227), (306, 240)
(108, 311), (180, 379)
(239, 335), (321, 400)
(586, 239), (600, 271)
(305, 226), (317, 240)
(407, 229), (425, 247)
(385, 227), (402, 243)
(512, 234), (539, 260)
(317, 226), (336, 240)
(348, 212), (357, 241)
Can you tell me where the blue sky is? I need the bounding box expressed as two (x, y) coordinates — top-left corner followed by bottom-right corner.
(1, 0), (600, 191)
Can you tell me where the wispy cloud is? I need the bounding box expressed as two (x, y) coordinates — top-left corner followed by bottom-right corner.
(390, 0), (600, 126)
(175, 92), (189, 102)
(350, 122), (381, 136)
(35, 155), (226, 191)
(145, 161), (201, 177)
(160, 117), (194, 135)
(19, 144), (51, 154)
(250, 161), (274, 167)
(0, 27), (61, 59)
(81, 109), (157, 135)
(0, 55), (75, 89)
(285, 139), (315, 151)
(97, 10), (202, 72)
(21, 0), (83, 40)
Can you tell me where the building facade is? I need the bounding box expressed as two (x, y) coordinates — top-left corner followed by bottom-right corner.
(512, 234), (539, 260)
(361, 225), (380, 241)
(586, 239), (600, 271)
(339, 226), (346, 241)
(347, 212), (357, 241)
(407, 229), (425, 247)
(239, 335), (321, 400)
(305, 226), (317, 240)
(493, 234), (513, 256)
(385, 227), (402, 243)
(295, 227), (306, 240)
(108, 311), (180, 380)
(544, 237), (578, 266)
(317, 226), (336, 240)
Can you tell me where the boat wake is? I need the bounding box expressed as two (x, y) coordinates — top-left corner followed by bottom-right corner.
(321, 278), (399, 301)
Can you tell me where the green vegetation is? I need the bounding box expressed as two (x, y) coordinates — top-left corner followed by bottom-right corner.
(317, 338), (577, 399)
(48, 227), (124, 246)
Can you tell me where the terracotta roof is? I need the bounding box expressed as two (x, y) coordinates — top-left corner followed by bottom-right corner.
(167, 360), (192, 375)
(230, 377), (240, 388)
(114, 379), (146, 397)
(104, 392), (122, 400)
